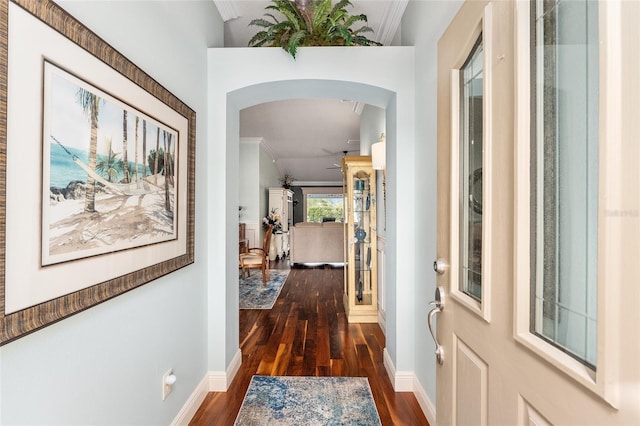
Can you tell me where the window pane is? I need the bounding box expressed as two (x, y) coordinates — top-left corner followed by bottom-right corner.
(459, 36), (483, 301)
(306, 193), (344, 223)
(531, 0), (599, 368)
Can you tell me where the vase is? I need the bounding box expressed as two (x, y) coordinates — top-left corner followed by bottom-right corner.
(274, 232), (284, 259)
(355, 227), (366, 242)
(269, 233), (277, 261)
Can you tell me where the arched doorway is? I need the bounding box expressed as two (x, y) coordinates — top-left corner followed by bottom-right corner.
(207, 47), (416, 390)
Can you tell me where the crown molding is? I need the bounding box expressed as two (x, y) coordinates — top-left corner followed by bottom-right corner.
(295, 181), (343, 187)
(375, 0), (409, 46)
(213, 0), (241, 22)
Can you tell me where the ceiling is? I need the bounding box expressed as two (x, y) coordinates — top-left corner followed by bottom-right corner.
(216, 0), (407, 184)
(240, 99), (362, 182)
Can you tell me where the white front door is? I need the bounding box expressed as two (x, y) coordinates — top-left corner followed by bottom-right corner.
(434, 0), (640, 424)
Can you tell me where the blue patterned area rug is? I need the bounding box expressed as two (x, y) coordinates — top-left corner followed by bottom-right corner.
(239, 269), (290, 309)
(234, 376), (382, 425)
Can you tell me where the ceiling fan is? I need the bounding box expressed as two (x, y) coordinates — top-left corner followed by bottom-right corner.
(325, 150), (355, 169)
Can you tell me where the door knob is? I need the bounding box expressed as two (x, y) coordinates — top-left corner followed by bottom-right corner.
(433, 258), (448, 275)
(428, 286), (445, 365)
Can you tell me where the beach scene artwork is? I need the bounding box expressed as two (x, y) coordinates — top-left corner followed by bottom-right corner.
(42, 62), (178, 266)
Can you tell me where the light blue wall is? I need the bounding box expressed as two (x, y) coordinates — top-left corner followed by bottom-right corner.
(0, 1), (467, 422)
(0, 1), (223, 424)
(206, 49), (415, 396)
(401, 0), (464, 406)
(239, 139), (261, 223)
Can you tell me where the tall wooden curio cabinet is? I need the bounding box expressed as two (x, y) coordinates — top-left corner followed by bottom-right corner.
(341, 156), (377, 323)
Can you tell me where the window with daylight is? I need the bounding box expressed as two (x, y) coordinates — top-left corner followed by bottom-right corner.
(304, 192), (344, 223)
(530, 0), (599, 368)
(459, 35), (484, 302)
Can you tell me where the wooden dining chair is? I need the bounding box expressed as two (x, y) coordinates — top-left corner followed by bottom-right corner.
(239, 225), (272, 286)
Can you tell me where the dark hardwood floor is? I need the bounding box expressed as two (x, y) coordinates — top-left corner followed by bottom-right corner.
(190, 260), (429, 425)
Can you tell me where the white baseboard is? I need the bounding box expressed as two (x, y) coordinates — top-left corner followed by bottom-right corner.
(382, 347), (396, 387)
(382, 348), (413, 391)
(412, 375), (437, 426)
(170, 375), (209, 426)
(209, 349), (242, 391)
(382, 348), (437, 425)
(173, 349), (243, 424)
(377, 309), (386, 335)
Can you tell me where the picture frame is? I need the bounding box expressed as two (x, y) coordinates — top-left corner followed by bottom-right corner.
(0, 0), (196, 345)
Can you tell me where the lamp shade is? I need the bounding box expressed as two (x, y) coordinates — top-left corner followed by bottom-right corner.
(371, 141), (386, 170)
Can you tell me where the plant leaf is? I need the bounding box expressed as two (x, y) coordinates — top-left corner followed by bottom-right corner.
(249, 18), (275, 28)
(248, 31), (270, 47)
(311, 0), (332, 31)
(287, 29), (308, 58)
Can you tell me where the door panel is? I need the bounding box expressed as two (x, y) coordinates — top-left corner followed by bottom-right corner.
(454, 337), (488, 426)
(436, 0), (640, 424)
(518, 396), (552, 426)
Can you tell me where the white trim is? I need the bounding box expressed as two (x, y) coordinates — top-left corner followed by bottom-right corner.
(382, 348), (412, 391)
(377, 307), (386, 336)
(479, 2), (493, 323)
(212, 0), (240, 22)
(294, 181), (342, 187)
(243, 222), (260, 251)
(393, 371), (414, 392)
(382, 349), (437, 425)
(376, 0), (409, 46)
(207, 371), (227, 392)
(382, 348), (396, 389)
(170, 375), (209, 426)
(208, 349), (242, 392)
(412, 376), (437, 426)
(448, 7), (492, 323)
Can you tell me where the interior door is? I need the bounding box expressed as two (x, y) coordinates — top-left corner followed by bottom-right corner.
(435, 0), (639, 424)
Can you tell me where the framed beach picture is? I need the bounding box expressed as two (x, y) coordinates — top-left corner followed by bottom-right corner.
(42, 61), (179, 265)
(0, 0), (196, 344)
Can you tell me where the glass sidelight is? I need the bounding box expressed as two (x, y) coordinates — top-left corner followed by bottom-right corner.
(459, 35), (484, 302)
(530, 0), (599, 368)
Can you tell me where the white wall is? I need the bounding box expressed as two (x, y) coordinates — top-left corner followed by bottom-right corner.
(239, 138), (261, 224)
(238, 138), (281, 247)
(401, 0), (464, 409)
(0, 2), (222, 424)
(259, 142), (282, 224)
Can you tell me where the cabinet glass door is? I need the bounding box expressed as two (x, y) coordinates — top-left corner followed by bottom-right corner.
(352, 172), (372, 307)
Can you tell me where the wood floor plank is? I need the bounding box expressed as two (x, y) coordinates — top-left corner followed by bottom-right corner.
(189, 261), (430, 426)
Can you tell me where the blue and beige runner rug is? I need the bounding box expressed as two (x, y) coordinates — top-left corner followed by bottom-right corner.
(234, 375), (382, 425)
(239, 269), (290, 309)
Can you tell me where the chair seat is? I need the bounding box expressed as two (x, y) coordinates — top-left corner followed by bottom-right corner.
(240, 254), (263, 267)
(239, 225), (273, 286)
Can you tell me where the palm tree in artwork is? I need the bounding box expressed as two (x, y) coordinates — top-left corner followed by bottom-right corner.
(96, 138), (124, 183)
(76, 88), (103, 213)
(122, 110), (130, 183)
(142, 119), (148, 180)
(154, 127), (160, 180)
(134, 116), (140, 182)
(163, 132), (173, 213)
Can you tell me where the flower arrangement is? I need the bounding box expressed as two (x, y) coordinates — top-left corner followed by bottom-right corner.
(279, 174), (295, 189)
(263, 208), (282, 233)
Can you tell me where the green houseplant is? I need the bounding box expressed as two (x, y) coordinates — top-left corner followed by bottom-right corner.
(248, 0), (381, 59)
